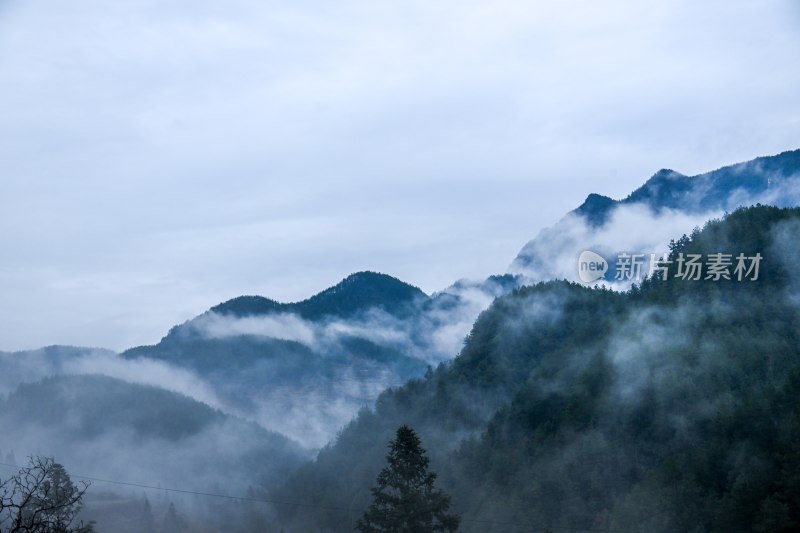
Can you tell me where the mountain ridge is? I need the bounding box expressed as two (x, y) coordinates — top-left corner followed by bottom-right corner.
(572, 148), (800, 226)
(512, 148), (800, 275)
(209, 271), (428, 322)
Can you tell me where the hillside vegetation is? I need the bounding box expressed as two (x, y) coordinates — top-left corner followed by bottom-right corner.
(274, 205), (800, 533)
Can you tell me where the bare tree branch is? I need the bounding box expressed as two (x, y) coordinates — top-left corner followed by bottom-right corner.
(0, 456), (94, 533)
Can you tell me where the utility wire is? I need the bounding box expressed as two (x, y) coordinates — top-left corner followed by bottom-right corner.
(0, 461), (348, 512)
(0, 460), (631, 532)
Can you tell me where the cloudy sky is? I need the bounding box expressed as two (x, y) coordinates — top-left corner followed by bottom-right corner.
(1, 0), (799, 351)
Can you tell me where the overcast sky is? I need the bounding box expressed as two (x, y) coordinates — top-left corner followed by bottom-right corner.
(1, 0), (799, 351)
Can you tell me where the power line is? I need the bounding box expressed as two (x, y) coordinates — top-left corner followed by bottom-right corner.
(0, 460), (630, 532)
(0, 461), (349, 512)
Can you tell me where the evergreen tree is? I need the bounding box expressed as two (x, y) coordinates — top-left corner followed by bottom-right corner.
(140, 496), (156, 532)
(161, 502), (186, 533)
(358, 425), (459, 532)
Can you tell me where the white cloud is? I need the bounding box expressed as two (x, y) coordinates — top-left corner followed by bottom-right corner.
(192, 312), (316, 345)
(0, 347), (224, 410)
(511, 203), (721, 284)
(0, 0), (799, 350)
(63, 352), (225, 409)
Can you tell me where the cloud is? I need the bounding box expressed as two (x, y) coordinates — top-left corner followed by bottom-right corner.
(0, 278), (507, 450)
(511, 203), (721, 285)
(1, 0), (799, 350)
(743, 173), (800, 209)
(190, 312), (316, 345)
(189, 281), (504, 365)
(0, 379), (310, 531)
(0, 347), (224, 414)
(149, 282), (509, 447)
(62, 352), (225, 409)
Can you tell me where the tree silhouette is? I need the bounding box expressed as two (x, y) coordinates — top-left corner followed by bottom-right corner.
(358, 425), (459, 532)
(161, 502), (187, 533)
(0, 456), (94, 532)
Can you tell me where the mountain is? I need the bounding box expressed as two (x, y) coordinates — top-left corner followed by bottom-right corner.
(0, 374), (310, 532)
(511, 148), (800, 278)
(210, 271), (429, 320)
(117, 270), (524, 448)
(582, 149), (800, 226)
(119, 272), (462, 447)
(0, 345), (116, 395)
(572, 192), (618, 227)
(272, 205), (800, 533)
(0, 374), (308, 489)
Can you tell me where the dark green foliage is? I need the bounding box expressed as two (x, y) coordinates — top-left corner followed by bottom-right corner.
(275, 206), (800, 533)
(358, 426), (459, 533)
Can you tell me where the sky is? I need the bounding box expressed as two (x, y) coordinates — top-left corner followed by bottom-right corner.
(1, 0), (799, 351)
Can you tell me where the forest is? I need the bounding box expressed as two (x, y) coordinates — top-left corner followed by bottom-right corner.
(273, 205), (800, 532)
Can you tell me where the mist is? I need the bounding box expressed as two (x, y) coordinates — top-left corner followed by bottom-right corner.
(510, 203), (722, 283)
(0, 373), (310, 533)
(0, 273), (509, 456)
(153, 277), (512, 447)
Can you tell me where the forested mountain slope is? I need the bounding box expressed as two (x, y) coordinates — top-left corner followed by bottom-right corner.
(274, 205), (800, 533)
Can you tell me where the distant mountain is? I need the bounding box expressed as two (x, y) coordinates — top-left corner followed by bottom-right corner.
(119, 271), (519, 447)
(0, 345), (116, 394)
(273, 205), (800, 533)
(584, 149), (800, 226)
(0, 374), (311, 532)
(134, 270), (434, 373)
(120, 272), (448, 447)
(210, 271), (428, 320)
(511, 148), (800, 278)
(0, 344), (115, 359)
(0, 374), (308, 487)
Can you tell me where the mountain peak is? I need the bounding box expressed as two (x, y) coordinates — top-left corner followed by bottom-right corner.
(623, 168), (691, 208)
(330, 271), (409, 290)
(210, 295), (282, 317)
(206, 271), (427, 321)
(652, 168), (681, 178)
(299, 271), (427, 319)
(573, 193), (617, 227)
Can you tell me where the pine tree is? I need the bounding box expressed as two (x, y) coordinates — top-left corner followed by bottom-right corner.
(161, 502), (186, 533)
(140, 496), (156, 532)
(358, 425), (460, 532)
